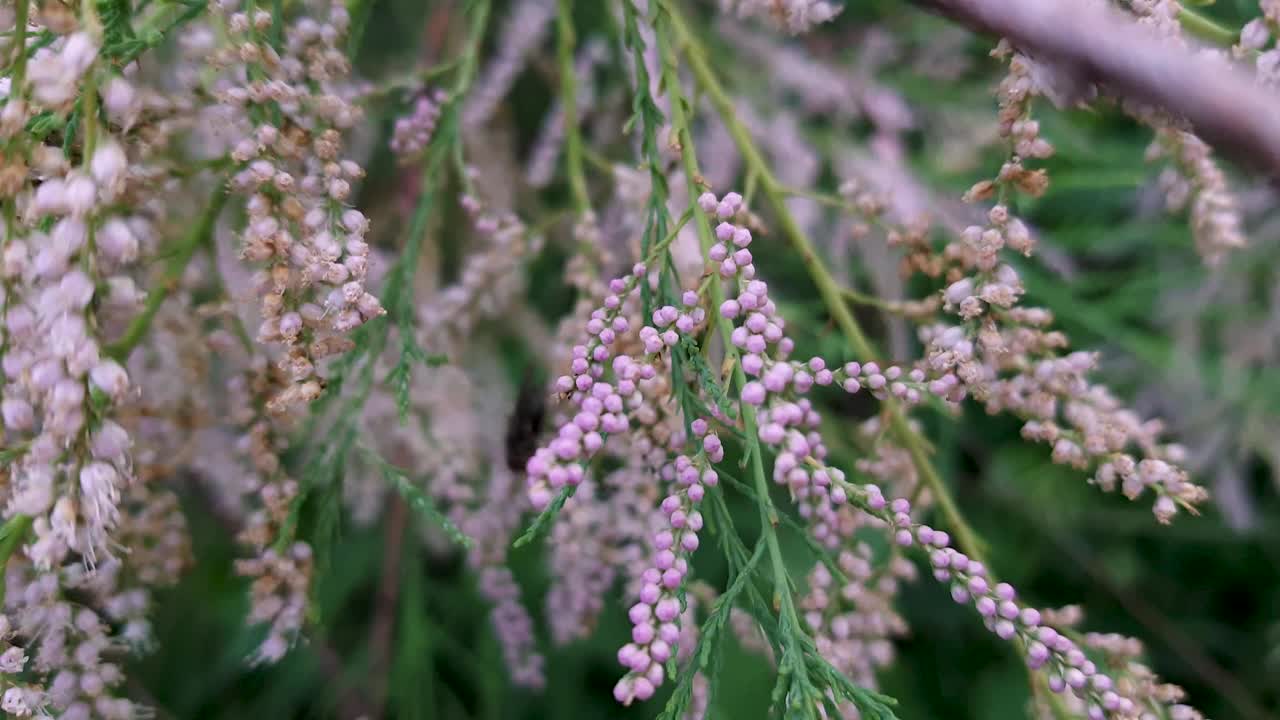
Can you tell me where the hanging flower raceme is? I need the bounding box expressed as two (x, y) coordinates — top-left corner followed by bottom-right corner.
(0, 6), (201, 714)
(208, 0), (383, 415)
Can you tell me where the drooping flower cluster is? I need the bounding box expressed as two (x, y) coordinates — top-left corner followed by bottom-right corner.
(653, 269), (1149, 715)
(912, 193), (1208, 521)
(459, 368), (546, 690)
(525, 268), (654, 511)
(526, 186), (1213, 716)
(877, 497), (1148, 719)
(991, 41), (1059, 160)
(0, 613), (43, 716)
(3, 82), (138, 575)
(543, 360), (675, 646)
(1122, 0), (1247, 266)
(0, 6), (202, 713)
(614, 448), (717, 703)
(389, 89), (446, 160)
(208, 0), (384, 414)
(1149, 129), (1246, 266)
(5, 565), (127, 718)
(225, 360), (314, 664)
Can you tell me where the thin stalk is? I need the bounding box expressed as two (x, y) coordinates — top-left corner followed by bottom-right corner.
(556, 0), (590, 213)
(80, 0), (100, 160)
(452, 0), (491, 118)
(1177, 7), (1237, 46)
(842, 287), (904, 313)
(10, 0), (29, 91)
(0, 514), (32, 607)
(581, 144), (614, 172)
(367, 496), (408, 719)
(359, 59), (461, 101)
(653, 4), (817, 710)
(107, 184), (229, 360)
(346, 0), (373, 58)
(665, 4), (985, 562)
(270, 0), (285, 51)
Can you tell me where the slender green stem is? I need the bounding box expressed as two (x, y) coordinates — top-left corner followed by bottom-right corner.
(347, 0), (378, 59)
(643, 207), (694, 266)
(453, 0), (491, 120)
(401, 0), (489, 264)
(556, 0), (590, 213)
(654, 4), (817, 710)
(359, 60), (461, 101)
(0, 514), (33, 607)
(107, 183), (229, 361)
(270, 0), (285, 51)
(10, 0), (29, 91)
(385, 0), (489, 304)
(1177, 7), (1237, 46)
(842, 287), (903, 313)
(80, 0), (101, 160)
(665, 4), (986, 563)
(581, 144), (614, 172)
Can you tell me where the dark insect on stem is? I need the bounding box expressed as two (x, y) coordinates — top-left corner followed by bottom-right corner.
(505, 366), (546, 472)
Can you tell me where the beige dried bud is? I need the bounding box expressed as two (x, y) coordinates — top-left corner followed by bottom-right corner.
(963, 180), (996, 202)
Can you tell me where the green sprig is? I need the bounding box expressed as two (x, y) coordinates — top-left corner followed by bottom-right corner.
(359, 445), (472, 549)
(0, 514), (33, 607)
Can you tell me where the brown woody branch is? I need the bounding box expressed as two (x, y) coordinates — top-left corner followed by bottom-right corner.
(916, 0), (1280, 176)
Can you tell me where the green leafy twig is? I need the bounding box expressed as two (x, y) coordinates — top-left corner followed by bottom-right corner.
(651, 4), (897, 716)
(512, 485), (576, 548)
(105, 0), (209, 66)
(1176, 6), (1237, 46)
(621, 0), (672, 320)
(359, 445), (472, 549)
(656, 537), (766, 720)
(556, 0), (590, 213)
(0, 514), (33, 607)
(664, 3), (986, 565)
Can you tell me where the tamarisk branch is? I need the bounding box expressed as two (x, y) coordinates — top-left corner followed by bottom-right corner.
(917, 0), (1280, 176)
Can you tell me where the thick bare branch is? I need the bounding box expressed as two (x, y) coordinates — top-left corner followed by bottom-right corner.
(917, 0), (1280, 176)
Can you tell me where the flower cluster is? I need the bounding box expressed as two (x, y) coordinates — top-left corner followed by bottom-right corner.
(1123, 0), (1246, 266)
(890, 504), (1142, 718)
(911, 192), (1208, 521)
(1149, 129), (1246, 266)
(525, 268), (653, 510)
(209, 0), (383, 414)
(225, 361), (314, 664)
(461, 376), (547, 689)
(991, 40), (1058, 160)
(615, 449), (717, 703)
(389, 89), (446, 160)
(717, 0), (843, 34)
(527, 186), (1213, 716)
